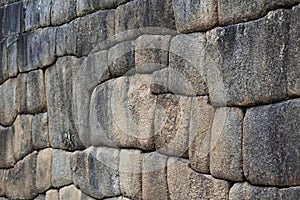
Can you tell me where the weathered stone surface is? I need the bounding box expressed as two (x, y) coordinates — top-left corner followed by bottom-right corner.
(32, 112), (49, 150)
(51, 149), (72, 188)
(229, 182), (279, 200)
(103, 197), (131, 200)
(72, 147), (120, 199)
(0, 170), (7, 197)
(280, 186), (300, 199)
(206, 9), (289, 106)
(13, 115), (33, 162)
(189, 97), (214, 174)
(46, 56), (84, 150)
(173, 0), (218, 33)
(135, 35), (171, 74)
(169, 33), (208, 96)
(0, 39), (8, 85)
(210, 107), (244, 181)
(119, 149), (142, 199)
(0, 78), (18, 126)
(108, 40), (135, 77)
(24, 0), (51, 31)
(19, 27), (56, 72)
(35, 194), (46, 200)
(56, 21), (77, 56)
(6, 152), (37, 200)
(168, 157), (230, 200)
(76, 10), (115, 56)
(1, 1), (24, 37)
(244, 99), (300, 186)
(151, 68), (169, 94)
(287, 5), (300, 97)
(60, 185), (96, 200)
(6, 36), (18, 77)
(36, 148), (52, 193)
(51, 0), (76, 25)
(0, 126), (15, 168)
(154, 94), (190, 158)
(142, 152), (168, 200)
(45, 190), (59, 200)
(90, 74), (156, 150)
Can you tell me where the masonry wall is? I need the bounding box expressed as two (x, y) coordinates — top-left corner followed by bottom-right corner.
(0, 0), (300, 199)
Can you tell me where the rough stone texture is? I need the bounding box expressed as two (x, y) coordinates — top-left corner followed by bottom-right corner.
(210, 107), (244, 181)
(24, 0), (51, 31)
(168, 157), (230, 200)
(142, 152), (168, 200)
(6, 36), (18, 77)
(108, 40), (135, 77)
(135, 35), (171, 74)
(59, 185), (96, 200)
(244, 99), (300, 186)
(13, 115), (32, 162)
(46, 56), (84, 150)
(45, 190), (59, 200)
(119, 149), (142, 199)
(51, 0), (76, 25)
(0, 170), (7, 197)
(35, 194), (46, 200)
(0, 126), (15, 168)
(36, 148), (52, 193)
(1, 1), (24, 37)
(189, 97), (214, 174)
(154, 94), (191, 158)
(280, 187), (300, 199)
(32, 112), (49, 150)
(173, 0), (218, 33)
(90, 74), (156, 150)
(51, 149), (72, 188)
(72, 147), (120, 199)
(6, 152), (37, 200)
(151, 68), (169, 94)
(0, 39), (8, 85)
(229, 182), (279, 200)
(0, 78), (18, 126)
(55, 21), (77, 57)
(206, 9), (289, 107)
(169, 33), (208, 96)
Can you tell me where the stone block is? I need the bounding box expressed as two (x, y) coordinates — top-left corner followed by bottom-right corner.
(167, 157), (230, 200)
(188, 97), (214, 174)
(45, 190), (59, 200)
(142, 152), (168, 200)
(151, 68), (169, 94)
(229, 182), (279, 200)
(1, 1), (24, 37)
(0, 39), (8, 85)
(72, 147), (120, 199)
(51, 149), (72, 188)
(24, 0), (51, 31)
(46, 56), (84, 150)
(6, 36), (18, 77)
(51, 0), (76, 25)
(36, 148), (52, 193)
(0, 78), (18, 126)
(32, 112), (49, 150)
(169, 33), (208, 96)
(13, 115), (33, 162)
(55, 20), (77, 56)
(59, 185), (96, 200)
(135, 35), (171, 74)
(89, 74), (156, 150)
(173, 0), (217, 33)
(76, 10), (115, 56)
(154, 94), (191, 158)
(0, 126), (15, 168)
(280, 186), (300, 200)
(206, 9), (289, 106)
(210, 107), (244, 181)
(0, 170), (8, 196)
(6, 152), (37, 200)
(243, 99), (300, 186)
(119, 149), (142, 199)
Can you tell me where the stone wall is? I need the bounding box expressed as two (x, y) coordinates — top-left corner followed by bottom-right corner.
(0, 0), (300, 199)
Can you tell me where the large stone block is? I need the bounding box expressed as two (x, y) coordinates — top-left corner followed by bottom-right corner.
(6, 152), (37, 200)
(188, 97), (214, 174)
(0, 78), (18, 126)
(51, 0), (76, 25)
(36, 148), (52, 193)
(0, 170), (7, 196)
(142, 152), (168, 200)
(1, 1), (24, 37)
(46, 57), (84, 150)
(51, 149), (72, 188)
(206, 9), (289, 106)
(72, 147), (120, 199)
(280, 186), (300, 200)
(173, 0), (218, 33)
(6, 36), (18, 78)
(119, 149), (142, 199)
(24, 0), (51, 31)
(154, 94), (191, 158)
(167, 157), (230, 200)
(210, 107), (244, 181)
(243, 99), (300, 186)
(0, 126), (15, 168)
(32, 112), (49, 150)
(45, 190), (59, 200)
(169, 33), (208, 96)
(229, 182), (279, 200)
(55, 20), (77, 56)
(0, 39), (8, 85)
(90, 74), (156, 150)
(59, 185), (96, 200)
